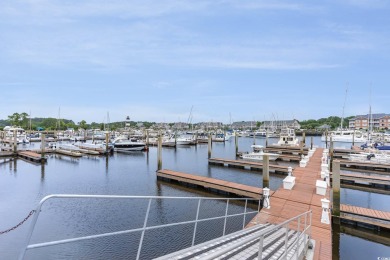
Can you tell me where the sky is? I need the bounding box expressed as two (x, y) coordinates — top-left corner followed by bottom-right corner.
(1, 0), (389, 125)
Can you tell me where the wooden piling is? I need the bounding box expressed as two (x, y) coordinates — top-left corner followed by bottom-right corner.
(302, 130), (306, 145)
(262, 154), (270, 188)
(146, 130), (149, 145)
(265, 129), (268, 147)
(329, 136), (334, 172)
(157, 134), (162, 171)
(41, 133), (45, 158)
(325, 130), (328, 148)
(299, 140), (303, 156)
(310, 136), (313, 150)
(235, 133), (238, 156)
(332, 160), (341, 222)
(13, 129), (17, 154)
(208, 133), (212, 159)
(352, 130), (355, 147)
(105, 132), (109, 153)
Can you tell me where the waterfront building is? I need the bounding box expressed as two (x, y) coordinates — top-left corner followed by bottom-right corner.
(349, 113), (390, 130)
(232, 119), (300, 130)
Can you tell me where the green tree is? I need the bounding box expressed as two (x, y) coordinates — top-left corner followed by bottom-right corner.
(79, 120), (88, 129)
(8, 113), (21, 126)
(20, 112), (29, 128)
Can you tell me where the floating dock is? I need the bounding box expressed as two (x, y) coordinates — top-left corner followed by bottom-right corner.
(18, 151), (47, 163)
(208, 158), (291, 174)
(339, 160), (390, 172)
(157, 169), (267, 199)
(334, 172), (390, 187)
(340, 204), (390, 230)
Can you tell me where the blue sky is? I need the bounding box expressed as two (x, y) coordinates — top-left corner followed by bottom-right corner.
(1, 0), (389, 124)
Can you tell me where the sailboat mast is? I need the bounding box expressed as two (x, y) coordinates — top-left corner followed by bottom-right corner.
(341, 84), (348, 129)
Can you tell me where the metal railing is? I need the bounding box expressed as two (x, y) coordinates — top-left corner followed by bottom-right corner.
(19, 194), (261, 260)
(201, 210), (312, 260)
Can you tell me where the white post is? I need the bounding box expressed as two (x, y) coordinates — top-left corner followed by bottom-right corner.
(263, 187), (270, 209)
(325, 170), (330, 187)
(321, 198), (330, 224)
(288, 166), (293, 176)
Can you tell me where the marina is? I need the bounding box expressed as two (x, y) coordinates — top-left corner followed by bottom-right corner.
(0, 135), (389, 259)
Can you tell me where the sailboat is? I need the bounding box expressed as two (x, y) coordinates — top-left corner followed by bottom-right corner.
(321, 86), (367, 143)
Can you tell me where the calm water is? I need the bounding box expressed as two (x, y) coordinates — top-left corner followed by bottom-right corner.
(0, 136), (388, 259)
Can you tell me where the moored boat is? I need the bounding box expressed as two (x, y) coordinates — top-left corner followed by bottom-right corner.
(240, 145), (279, 161)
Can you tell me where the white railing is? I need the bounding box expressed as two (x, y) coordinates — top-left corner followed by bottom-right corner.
(19, 194), (261, 260)
(201, 210), (312, 260)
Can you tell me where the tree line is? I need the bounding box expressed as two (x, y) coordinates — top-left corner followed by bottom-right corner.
(0, 112), (155, 131)
(1, 112), (355, 131)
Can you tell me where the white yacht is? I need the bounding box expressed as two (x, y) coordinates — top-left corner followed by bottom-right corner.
(241, 145), (279, 161)
(111, 137), (146, 151)
(321, 129), (366, 143)
(276, 128), (299, 146)
(4, 126), (30, 144)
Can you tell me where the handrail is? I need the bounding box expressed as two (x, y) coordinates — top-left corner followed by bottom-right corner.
(201, 210), (312, 260)
(19, 194), (261, 260)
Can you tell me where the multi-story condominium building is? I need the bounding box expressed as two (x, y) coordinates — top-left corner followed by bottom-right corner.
(232, 119), (300, 130)
(349, 113), (390, 130)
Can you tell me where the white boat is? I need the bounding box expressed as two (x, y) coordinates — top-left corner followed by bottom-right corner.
(224, 132), (233, 141)
(4, 126), (30, 144)
(74, 142), (107, 154)
(112, 137), (146, 151)
(49, 143), (83, 157)
(176, 134), (195, 145)
(349, 152), (390, 164)
(321, 129), (366, 143)
(241, 145), (279, 161)
(212, 133), (225, 142)
(276, 128), (299, 146)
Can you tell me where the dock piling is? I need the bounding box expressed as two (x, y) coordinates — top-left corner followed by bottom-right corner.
(310, 136), (313, 150)
(13, 129), (17, 154)
(262, 154), (269, 188)
(329, 137), (334, 172)
(41, 133), (45, 158)
(234, 133), (238, 156)
(208, 133), (212, 159)
(105, 132), (109, 153)
(332, 160), (341, 222)
(302, 130), (306, 145)
(157, 134), (162, 171)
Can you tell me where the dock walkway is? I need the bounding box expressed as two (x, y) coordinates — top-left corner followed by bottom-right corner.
(249, 148), (332, 260)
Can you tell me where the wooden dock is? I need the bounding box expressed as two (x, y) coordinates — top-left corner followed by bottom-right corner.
(334, 172), (390, 187)
(339, 160), (390, 172)
(208, 158), (291, 174)
(17, 151), (47, 163)
(157, 169), (267, 199)
(248, 148), (332, 260)
(340, 204), (390, 230)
